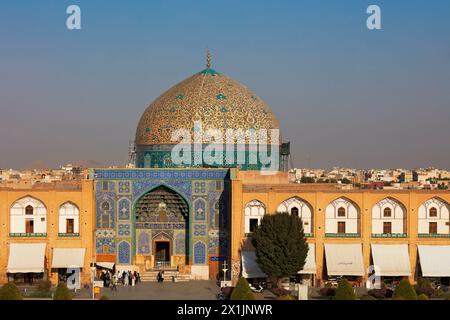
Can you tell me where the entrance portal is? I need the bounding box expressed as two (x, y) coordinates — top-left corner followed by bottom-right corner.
(155, 241), (170, 268)
(135, 185), (189, 269)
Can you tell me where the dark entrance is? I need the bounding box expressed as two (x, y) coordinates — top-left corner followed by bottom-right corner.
(155, 241), (170, 267)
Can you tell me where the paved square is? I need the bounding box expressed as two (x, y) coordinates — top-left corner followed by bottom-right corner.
(98, 281), (277, 300)
(100, 281), (219, 300)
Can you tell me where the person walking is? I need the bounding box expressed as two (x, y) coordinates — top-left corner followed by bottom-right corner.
(131, 272), (136, 286)
(157, 271), (162, 283)
(111, 274), (118, 292)
(105, 271), (111, 288)
(137, 272), (141, 284)
(122, 271), (127, 285)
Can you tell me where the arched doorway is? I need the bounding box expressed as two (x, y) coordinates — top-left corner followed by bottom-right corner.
(134, 185), (189, 270)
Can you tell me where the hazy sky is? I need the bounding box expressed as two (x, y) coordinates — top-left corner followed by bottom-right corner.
(0, 0), (449, 169)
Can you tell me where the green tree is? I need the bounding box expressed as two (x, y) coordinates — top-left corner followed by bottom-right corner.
(393, 279), (417, 300)
(252, 212), (308, 287)
(334, 278), (355, 300)
(300, 176), (315, 184)
(230, 277), (255, 300)
(0, 283), (23, 300)
(417, 293), (429, 300)
(341, 178), (352, 184)
(53, 282), (73, 300)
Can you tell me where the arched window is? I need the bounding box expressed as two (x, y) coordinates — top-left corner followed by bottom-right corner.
(244, 200), (265, 234)
(59, 202), (80, 235)
(429, 207), (438, 217)
(418, 198), (450, 235)
(10, 196), (47, 235)
(372, 197), (407, 235)
(25, 205), (34, 215)
(277, 197), (314, 235)
(325, 198), (360, 235)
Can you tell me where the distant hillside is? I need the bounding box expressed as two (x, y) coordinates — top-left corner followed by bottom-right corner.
(24, 160), (51, 170)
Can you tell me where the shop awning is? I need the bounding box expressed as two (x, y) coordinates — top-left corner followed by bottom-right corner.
(241, 251), (267, 279)
(371, 244), (411, 276)
(298, 244), (316, 274)
(324, 243), (364, 276)
(7, 243), (46, 273)
(418, 245), (450, 277)
(96, 262), (115, 270)
(116, 265), (140, 273)
(51, 248), (86, 269)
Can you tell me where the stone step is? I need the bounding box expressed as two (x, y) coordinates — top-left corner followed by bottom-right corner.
(140, 272), (192, 282)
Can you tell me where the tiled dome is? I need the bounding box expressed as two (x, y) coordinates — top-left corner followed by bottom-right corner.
(135, 67), (280, 145)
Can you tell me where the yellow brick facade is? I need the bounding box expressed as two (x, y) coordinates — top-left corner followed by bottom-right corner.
(230, 171), (450, 285)
(0, 180), (94, 285)
(1, 172), (449, 287)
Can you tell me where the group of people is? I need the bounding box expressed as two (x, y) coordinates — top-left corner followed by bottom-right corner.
(100, 270), (141, 291)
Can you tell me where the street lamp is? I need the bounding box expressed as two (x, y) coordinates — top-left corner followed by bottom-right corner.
(90, 260), (96, 300)
(220, 260), (230, 288)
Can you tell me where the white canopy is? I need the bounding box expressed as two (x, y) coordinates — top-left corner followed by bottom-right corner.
(51, 248), (85, 269)
(418, 245), (450, 277)
(371, 244), (411, 276)
(298, 244), (316, 274)
(324, 243), (364, 276)
(116, 265), (140, 273)
(96, 262), (115, 270)
(241, 251), (267, 279)
(7, 243), (46, 273)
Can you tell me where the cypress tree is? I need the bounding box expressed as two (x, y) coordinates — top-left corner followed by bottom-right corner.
(335, 278), (355, 300)
(230, 277), (255, 300)
(53, 282), (73, 300)
(393, 279), (417, 300)
(252, 212), (308, 287)
(0, 283), (23, 300)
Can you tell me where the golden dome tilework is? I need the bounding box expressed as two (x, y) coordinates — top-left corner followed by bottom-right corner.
(135, 68), (280, 145)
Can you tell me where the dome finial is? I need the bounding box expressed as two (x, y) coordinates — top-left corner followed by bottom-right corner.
(206, 48), (211, 69)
